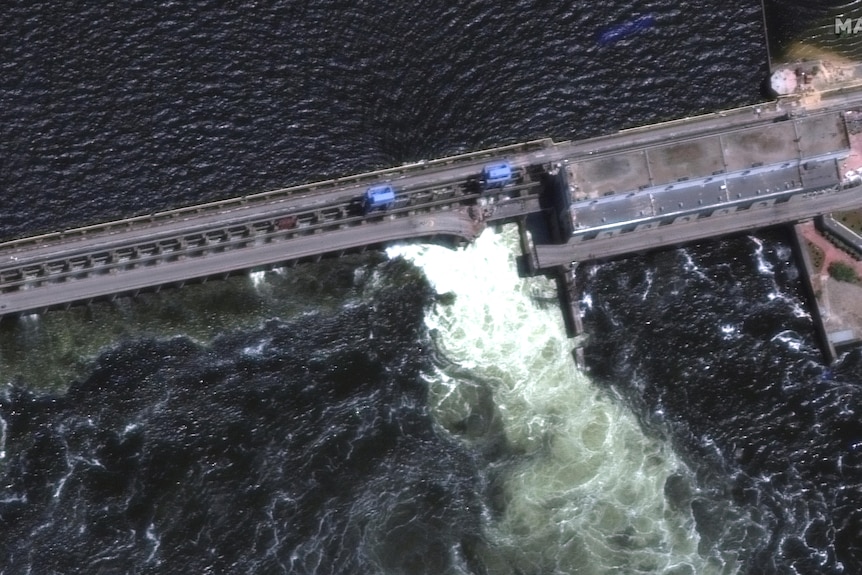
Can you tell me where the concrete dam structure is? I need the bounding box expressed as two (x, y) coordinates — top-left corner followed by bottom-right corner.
(1, 91), (862, 319)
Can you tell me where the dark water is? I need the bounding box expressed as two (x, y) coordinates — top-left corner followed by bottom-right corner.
(580, 230), (862, 574)
(764, 0), (862, 65)
(4, 1), (859, 574)
(764, 0), (862, 64)
(1, 0), (765, 239)
(0, 260), (492, 574)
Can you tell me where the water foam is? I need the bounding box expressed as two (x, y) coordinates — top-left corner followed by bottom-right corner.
(249, 269), (267, 289)
(388, 226), (717, 574)
(750, 236), (774, 276)
(0, 414), (6, 460)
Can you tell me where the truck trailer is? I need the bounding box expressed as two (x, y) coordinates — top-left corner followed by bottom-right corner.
(364, 184), (396, 212)
(482, 162), (513, 189)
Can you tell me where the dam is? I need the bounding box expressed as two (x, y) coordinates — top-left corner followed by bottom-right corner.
(1, 85), (862, 332)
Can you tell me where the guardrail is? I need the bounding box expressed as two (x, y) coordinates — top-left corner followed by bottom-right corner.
(0, 187), (552, 292)
(0, 139), (553, 252)
(615, 100), (782, 135)
(819, 214), (862, 257)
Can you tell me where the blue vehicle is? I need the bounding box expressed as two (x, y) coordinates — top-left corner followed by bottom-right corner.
(364, 184), (396, 212)
(482, 162), (513, 189)
(597, 14), (656, 45)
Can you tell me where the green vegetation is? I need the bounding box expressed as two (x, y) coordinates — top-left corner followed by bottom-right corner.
(837, 209), (862, 236)
(828, 261), (859, 283)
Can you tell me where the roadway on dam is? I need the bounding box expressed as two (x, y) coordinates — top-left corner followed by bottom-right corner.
(0, 210), (480, 316)
(0, 103), (810, 274)
(534, 185), (862, 267)
(4, 86), (862, 317)
(0, 96), (819, 264)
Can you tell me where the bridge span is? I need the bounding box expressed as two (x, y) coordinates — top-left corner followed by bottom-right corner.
(0, 210), (483, 317)
(533, 185), (862, 268)
(2, 90), (862, 318)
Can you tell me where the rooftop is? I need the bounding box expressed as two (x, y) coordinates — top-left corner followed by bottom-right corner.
(562, 112), (850, 234)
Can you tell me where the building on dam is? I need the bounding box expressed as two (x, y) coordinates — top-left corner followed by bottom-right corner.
(551, 112), (851, 241)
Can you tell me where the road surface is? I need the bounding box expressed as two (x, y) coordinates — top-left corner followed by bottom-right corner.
(0, 211), (478, 316)
(535, 186), (862, 267)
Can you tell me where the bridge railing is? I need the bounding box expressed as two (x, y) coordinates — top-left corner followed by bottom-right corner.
(0, 139), (554, 253)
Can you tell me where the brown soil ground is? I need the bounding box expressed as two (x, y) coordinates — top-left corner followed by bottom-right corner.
(821, 278), (862, 333)
(799, 222), (862, 287)
(834, 209), (862, 235)
(798, 222), (862, 340)
(781, 43), (856, 68)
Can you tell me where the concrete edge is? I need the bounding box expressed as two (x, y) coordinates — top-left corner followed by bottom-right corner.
(790, 222), (837, 364)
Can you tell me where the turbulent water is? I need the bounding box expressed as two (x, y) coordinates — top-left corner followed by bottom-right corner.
(2, 1), (862, 574)
(579, 230), (862, 574)
(389, 233), (708, 574)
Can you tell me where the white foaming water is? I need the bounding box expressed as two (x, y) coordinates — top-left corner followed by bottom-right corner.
(750, 236), (774, 275)
(388, 226), (725, 575)
(720, 324), (742, 344)
(0, 414), (6, 459)
(145, 522), (161, 565)
(250, 266), (287, 290)
(771, 330), (804, 352)
(249, 270), (267, 289)
(681, 249), (708, 281)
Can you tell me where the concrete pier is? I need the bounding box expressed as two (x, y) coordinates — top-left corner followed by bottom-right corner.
(555, 264), (588, 371)
(791, 222), (838, 364)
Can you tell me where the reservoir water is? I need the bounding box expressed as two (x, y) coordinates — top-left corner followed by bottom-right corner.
(1, 1), (861, 573)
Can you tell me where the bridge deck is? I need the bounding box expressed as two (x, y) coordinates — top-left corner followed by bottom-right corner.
(534, 185), (862, 267)
(3, 91), (862, 317)
(0, 211), (480, 317)
(563, 111), (850, 235)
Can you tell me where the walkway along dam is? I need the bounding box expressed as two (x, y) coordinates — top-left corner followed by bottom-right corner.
(2, 88), (862, 349)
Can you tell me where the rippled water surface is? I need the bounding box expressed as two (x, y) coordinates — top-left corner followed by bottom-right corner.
(3, 1), (861, 574)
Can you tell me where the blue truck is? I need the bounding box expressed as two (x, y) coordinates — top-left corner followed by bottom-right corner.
(597, 14), (656, 45)
(482, 162), (513, 189)
(363, 184), (396, 212)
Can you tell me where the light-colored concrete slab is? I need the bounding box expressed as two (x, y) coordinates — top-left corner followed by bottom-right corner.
(568, 151), (650, 200)
(647, 136), (725, 184)
(722, 122), (799, 171)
